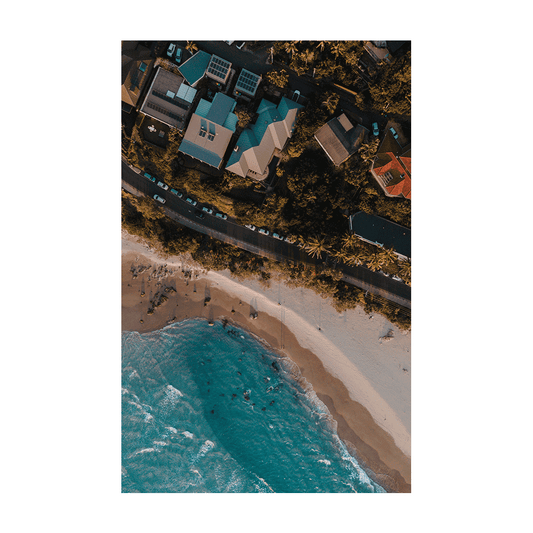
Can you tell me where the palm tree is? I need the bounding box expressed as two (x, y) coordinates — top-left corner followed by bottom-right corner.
(304, 235), (330, 259)
(315, 41), (327, 52)
(366, 252), (385, 272)
(300, 48), (315, 65)
(379, 246), (397, 267)
(341, 232), (361, 250)
(330, 41), (346, 59)
(186, 41), (198, 53)
(284, 41), (299, 58)
(399, 259), (411, 285)
(321, 92), (340, 114)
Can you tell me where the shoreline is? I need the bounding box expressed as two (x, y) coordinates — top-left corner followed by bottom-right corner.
(122, 232), (411, 492)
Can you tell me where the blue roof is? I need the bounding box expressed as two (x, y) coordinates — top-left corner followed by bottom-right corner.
(206, 93), (236, 126)
(178, 51), (211, 86)
(178, 139), (222, 168)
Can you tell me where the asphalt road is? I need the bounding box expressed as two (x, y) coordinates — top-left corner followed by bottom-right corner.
(122, 161), (411, 309)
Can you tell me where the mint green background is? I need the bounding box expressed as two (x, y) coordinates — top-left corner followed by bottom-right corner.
(2, 0), (531, 532)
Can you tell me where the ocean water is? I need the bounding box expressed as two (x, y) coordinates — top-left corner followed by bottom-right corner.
(122, 319), (385, 493)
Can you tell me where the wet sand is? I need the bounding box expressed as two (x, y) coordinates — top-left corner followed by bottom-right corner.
(122, 248), (411, 492)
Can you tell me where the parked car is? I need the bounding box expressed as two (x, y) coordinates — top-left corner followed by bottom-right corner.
(167, 43), (176, 57)
(372, 122), (379, 136)
(153, 194), (165, 204)
(194, 210), (205, 219)
(390, 127), (399, 140)
(175, 48), (182, 64)
(245, 224), (256, 231)
(170, 188), (182, 197)
(258, 228), (269, 235)
(186, 197), (197, 206)
(144, 172), (156, 182)
(284, 236), (296, 244)
(202, 206), (213, 215)
(273, 233), (283, 240)
(157, 181), (169, 191)
(215, 212), (227, 220)
(392, 275), (403, 282)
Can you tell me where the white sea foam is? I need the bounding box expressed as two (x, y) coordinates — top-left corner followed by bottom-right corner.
(182, 431), (194, 439)
(127, 447), (155, 459)
(153, 440), (168, 447)
(318, 459), (331, 465)
(166, 426), (178, 433)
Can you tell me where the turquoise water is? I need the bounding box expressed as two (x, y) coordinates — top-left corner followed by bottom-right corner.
(122, 319), (384, 493)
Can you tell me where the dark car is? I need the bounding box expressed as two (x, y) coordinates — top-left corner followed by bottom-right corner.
(175, 48), (182, 64)
(195, 210), (205, 219)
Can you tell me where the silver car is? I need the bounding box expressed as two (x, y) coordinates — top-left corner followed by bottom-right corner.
(167, 43), (176, 57)
(157, 181), (169, 191)
(153, 194), (166, 204)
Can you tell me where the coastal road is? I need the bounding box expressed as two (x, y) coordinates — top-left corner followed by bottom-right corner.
(122, 161), (411, 309)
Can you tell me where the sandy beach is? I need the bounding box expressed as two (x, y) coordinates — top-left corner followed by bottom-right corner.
(122, 231), (411, 492)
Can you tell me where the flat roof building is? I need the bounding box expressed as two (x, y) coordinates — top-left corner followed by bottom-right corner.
(349, 212), (411, 260)
(233, 68), (261, 98)
(139, 67), (197, 129)
(206, 55), (232, 85)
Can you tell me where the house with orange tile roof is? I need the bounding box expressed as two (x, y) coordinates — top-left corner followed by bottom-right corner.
(370, 129), (411, 200)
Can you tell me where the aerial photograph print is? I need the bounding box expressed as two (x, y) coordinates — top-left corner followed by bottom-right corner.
(121, 39), (411, 493)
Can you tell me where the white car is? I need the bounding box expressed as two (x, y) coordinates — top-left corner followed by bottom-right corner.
(167, 43), (176, 57)
(245, 224), (256, 231)
(273, 233), (283, 240)
(258, 228), (269, 235)
(202, 206), (213, 215)
(157, 181), (169, 191)
(154, 194), (165, 204)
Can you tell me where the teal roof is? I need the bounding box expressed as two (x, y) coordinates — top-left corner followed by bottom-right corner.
(206, 93), (236, 126)
(179, 139), (222, 168)
(178, 50), (211, 86)
(256, 98), (277, 114)
(195, 98), (212, 118)
(223, 112), (239, 132)
(226, 129), (257, 167)
(278, 96), (303, 119)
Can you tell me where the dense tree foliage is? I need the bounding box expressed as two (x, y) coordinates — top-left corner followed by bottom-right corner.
(368, 51), (411, 115)
(273, 40), (365, 87)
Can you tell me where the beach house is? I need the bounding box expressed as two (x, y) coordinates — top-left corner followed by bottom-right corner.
(370, 128), (411, 200)
(225, 97), (303, 180)
(178, 92), (239, 169)
(314, 114), (369, 167)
